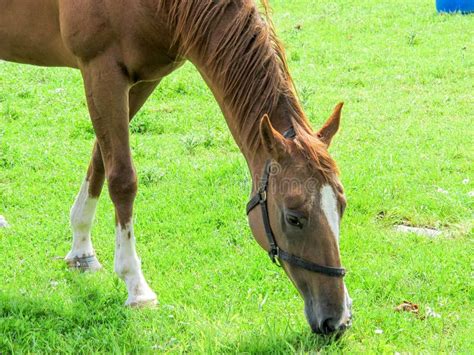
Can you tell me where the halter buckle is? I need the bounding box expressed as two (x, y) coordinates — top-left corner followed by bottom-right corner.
(268, 246), (281, 267)
(259, 190), (267, 203)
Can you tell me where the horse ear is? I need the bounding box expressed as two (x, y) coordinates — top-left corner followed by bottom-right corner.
(259, 114), (287, 158)
(316, 102), (343, 147)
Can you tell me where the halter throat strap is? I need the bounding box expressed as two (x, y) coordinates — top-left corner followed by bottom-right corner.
(246, 128), (346, 278)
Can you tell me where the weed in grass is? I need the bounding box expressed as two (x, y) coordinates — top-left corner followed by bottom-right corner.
(3, 104), (20, 121)
(407, 32), (420, 46)
(181, 134), (202, 155)
(139, 167), (165, 186)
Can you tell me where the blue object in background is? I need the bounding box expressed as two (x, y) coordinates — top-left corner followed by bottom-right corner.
(436, 0), (474, 13)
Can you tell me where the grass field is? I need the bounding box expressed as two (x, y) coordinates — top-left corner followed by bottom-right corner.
(1, 0), (473, 353)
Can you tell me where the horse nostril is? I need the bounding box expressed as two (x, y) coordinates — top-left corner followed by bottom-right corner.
(320, 318), (337, 335)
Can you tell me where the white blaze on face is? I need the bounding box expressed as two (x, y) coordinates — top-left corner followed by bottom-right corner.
(320, 184), (340, 241)
(320, 184), (352, 329)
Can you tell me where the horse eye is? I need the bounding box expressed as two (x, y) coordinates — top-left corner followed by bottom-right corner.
(286, 214), (303, 228)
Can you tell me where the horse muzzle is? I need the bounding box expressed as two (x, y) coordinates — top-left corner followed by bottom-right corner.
(305, 288), (353, 336)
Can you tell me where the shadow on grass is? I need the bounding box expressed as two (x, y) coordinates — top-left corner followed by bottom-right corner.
(219, 328), (348, 353)
(0, 272), (139, 353)
(1, 269), (350, 352)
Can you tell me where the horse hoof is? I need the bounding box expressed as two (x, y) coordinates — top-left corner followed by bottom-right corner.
(126, 294), (158, 308)
(65, 255), (103, 271)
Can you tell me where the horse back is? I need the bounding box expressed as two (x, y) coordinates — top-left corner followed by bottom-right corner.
(1, 0), (183, 81)
(0, 0), (77, 67)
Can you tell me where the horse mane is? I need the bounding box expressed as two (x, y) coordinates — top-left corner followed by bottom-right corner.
(156, 0), (338, 179)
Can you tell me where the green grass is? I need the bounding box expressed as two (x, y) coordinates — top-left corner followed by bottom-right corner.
(1, 0), (473, 352)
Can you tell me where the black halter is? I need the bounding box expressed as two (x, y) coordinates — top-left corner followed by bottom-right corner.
(246, 128), (346, 278)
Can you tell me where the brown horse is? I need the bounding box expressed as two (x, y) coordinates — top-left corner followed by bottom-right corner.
(0, 0), (351, 334)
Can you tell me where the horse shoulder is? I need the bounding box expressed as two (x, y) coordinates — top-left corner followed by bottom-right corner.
(59, 0), (116, 61)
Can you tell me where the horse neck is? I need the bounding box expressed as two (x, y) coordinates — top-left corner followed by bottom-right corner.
(196, 69), (295, 174)
(179, 3), (299, 178)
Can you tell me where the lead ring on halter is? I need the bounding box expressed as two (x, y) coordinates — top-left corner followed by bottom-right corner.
(246, 127), (346, 278)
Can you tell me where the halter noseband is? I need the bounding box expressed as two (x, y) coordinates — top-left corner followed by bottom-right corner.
(246, 128), (346, 278)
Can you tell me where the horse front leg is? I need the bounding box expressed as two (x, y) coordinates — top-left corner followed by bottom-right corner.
(65, 81), (159, 271)
(80, 56), (157, 307)
(66, 164), (102, 270)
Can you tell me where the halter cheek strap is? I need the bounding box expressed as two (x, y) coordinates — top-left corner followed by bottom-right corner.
(246, 128), (346, 278)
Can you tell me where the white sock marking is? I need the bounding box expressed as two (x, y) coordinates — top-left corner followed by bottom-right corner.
(115, 222), (156, 306)
(320, 184), (340, 241)
(67, 180), (98, 259)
